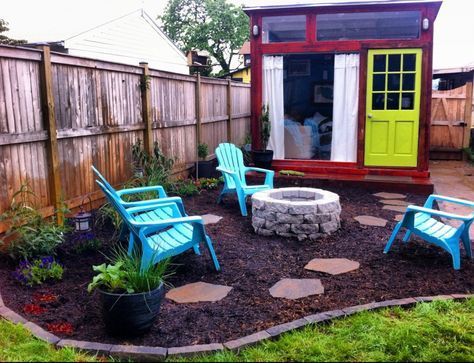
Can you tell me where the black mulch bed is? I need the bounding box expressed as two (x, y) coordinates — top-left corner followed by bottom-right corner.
(0, 184), (473, 347)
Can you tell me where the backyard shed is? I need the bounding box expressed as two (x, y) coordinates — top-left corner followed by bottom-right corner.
(245, 0), (442, 185)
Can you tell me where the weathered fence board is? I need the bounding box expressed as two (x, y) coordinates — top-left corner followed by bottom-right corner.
(430, 81), (473, 159)
(0, 45), (250, 228)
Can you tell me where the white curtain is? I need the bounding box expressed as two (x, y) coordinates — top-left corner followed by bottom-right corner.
(331, 54), (360, 162)
(263, 56), (284, 159)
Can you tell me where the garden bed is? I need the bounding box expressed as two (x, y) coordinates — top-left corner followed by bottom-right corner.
(0, 184), (473, 347)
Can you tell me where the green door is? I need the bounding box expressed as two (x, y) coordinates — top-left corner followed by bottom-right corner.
(365, 49), (422, 167)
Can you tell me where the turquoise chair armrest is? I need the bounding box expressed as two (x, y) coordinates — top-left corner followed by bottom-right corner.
(133, 216), (203, 231)
(244, 166), (273, 174)
(244, 167), (274, 188)
(117, 185), (167, 198)
(407, 205), (473, 221)
(424, 194), (474, 209)
(216, 166), (243, 187)
(122, 197), (186, 216)
(126, 202), (181, 216)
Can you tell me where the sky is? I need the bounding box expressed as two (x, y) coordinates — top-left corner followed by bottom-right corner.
(1, 0), (473, 70)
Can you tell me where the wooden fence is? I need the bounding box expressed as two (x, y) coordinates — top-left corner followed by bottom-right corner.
(430, 80), (473, 159)
(0, 45), (250, 228)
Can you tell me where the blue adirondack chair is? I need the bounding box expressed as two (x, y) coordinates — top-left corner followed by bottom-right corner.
(215, 143), (274, 216)
(384, 194), (473, 270)
(91, 165), (186, 216)
(96, 180), (220, 272)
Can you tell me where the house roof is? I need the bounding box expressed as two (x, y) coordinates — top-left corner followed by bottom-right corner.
(239, 41), (250, 55)
(244, 0), (442, 12)
(63, 9), (187, 65)
(434, 61), (474, 75)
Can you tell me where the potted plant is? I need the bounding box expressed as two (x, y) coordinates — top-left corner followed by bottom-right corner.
(196, 142), (213, 178)
(88, 247), (170, 337)
(252, 104), (273, 169)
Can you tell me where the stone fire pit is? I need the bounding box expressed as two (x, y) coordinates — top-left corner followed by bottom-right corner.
(251, 187), (341, 241)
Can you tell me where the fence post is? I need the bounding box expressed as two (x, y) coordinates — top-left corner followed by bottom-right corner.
(227, 78), (233, 142)
(140, 62), (153, 155)
(195, 72), (202, 150)
(463, 79), (473, 148)
(38, 45), (63, 225)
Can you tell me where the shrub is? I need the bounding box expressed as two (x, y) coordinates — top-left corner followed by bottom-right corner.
(197, 143), (209, 160)
(88, 246), (170, 294)
(260, 104), (271, 150)
(1, 184), (68, 260)
(169, 178), (199, 197)
(13, 257), (64, 287)
(195, 177), (222, 190)
(70, 232), (102, 253)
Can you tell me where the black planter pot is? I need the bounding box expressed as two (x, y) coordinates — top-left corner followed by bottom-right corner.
(99, 283), (164, 336)
(196, 160), (214, 178)
(252, 150), (274, 169)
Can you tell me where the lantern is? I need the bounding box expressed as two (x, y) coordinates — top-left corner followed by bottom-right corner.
(74, 196), (93, 232)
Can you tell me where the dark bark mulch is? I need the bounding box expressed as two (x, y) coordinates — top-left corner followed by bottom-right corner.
(0, 184), (472, 347)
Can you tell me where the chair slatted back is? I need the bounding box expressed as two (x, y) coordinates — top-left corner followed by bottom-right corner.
(215, 143), (246, 188)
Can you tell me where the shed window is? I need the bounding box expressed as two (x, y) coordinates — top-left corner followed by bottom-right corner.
(262, 15), (306, 43)
(316, 11), (420, 41)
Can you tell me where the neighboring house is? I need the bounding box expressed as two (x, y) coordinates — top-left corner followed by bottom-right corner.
(220, 42), (251, 83)
(224, 66), (251, 83)
(245, 0), (442, 190)
(26, 9), (188, 75)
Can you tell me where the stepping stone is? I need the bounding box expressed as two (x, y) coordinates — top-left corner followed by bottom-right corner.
(201, 214), (223, 225)
(373, 192), (406, 199)
(383, 205), (407, 213)
(166, 282), (232, 304)
(354, 215), (387, 227)
(305, 258), (360, 275)
(394, 214), (404, 221)
(269, 278), (324, 300)
(379, 199), (409, 206)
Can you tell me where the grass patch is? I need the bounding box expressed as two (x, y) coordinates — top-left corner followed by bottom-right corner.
(0, 319), (98, 362)
(0, 299), (472, 362)
(172, 298), (474, 362)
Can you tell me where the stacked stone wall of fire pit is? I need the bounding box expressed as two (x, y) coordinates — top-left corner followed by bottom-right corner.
(252, 188), (341, 241)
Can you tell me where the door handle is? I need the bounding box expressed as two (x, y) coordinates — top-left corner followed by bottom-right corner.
(367, 114), (373, 119)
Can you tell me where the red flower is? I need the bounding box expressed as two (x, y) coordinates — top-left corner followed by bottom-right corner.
(46, 322), (74, 335)
(23, 304), (47, 315)
(33, 293), (58, 303)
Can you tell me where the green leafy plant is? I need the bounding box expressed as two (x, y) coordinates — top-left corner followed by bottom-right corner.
(0, 184), (68, 260)
(260, 104), (271, 151)
(240, 133), (252, 165)
(13, 256), (63, 287)
(279, 170), (305, 176)
(197, 143), (209, 161)
(169, 178), (199, 197)
(88, 246), (170, 294)
(195, 177), (222, 190)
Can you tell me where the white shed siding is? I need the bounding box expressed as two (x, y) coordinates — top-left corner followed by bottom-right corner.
(64, 10), (189, 74)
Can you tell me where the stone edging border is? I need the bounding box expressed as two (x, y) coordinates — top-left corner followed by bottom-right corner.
(0, 290), (472, 361)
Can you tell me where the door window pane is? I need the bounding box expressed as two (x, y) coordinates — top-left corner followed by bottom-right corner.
(401, 93), (415, 109)
(402, 74), (415, 91)
(387, 74), (400, 91)
(262, 15), (307, 43)
(388, 54), (401, 72)
(373, 74), (386, 91)
(374, 55), (386, 72)
(317, 11), (420, 41)
(372, 93), (385, 110)
(387, 93), (400, 110)
(403, 54), (417, 71)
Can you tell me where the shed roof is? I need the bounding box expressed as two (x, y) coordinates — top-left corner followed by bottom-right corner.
(244, 0), (442, 12)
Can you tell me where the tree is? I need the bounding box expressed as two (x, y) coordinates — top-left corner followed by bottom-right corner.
(0, 19), (26, 45)
(159, 0), (249, 75)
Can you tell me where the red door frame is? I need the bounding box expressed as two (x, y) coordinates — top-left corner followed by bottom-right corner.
(247, 1), (440, 175)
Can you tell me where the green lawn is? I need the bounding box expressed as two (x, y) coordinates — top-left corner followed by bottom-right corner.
(172, 298), (474, 362)
(1, 298), (473, 362)
(0, 319), (97, 362)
